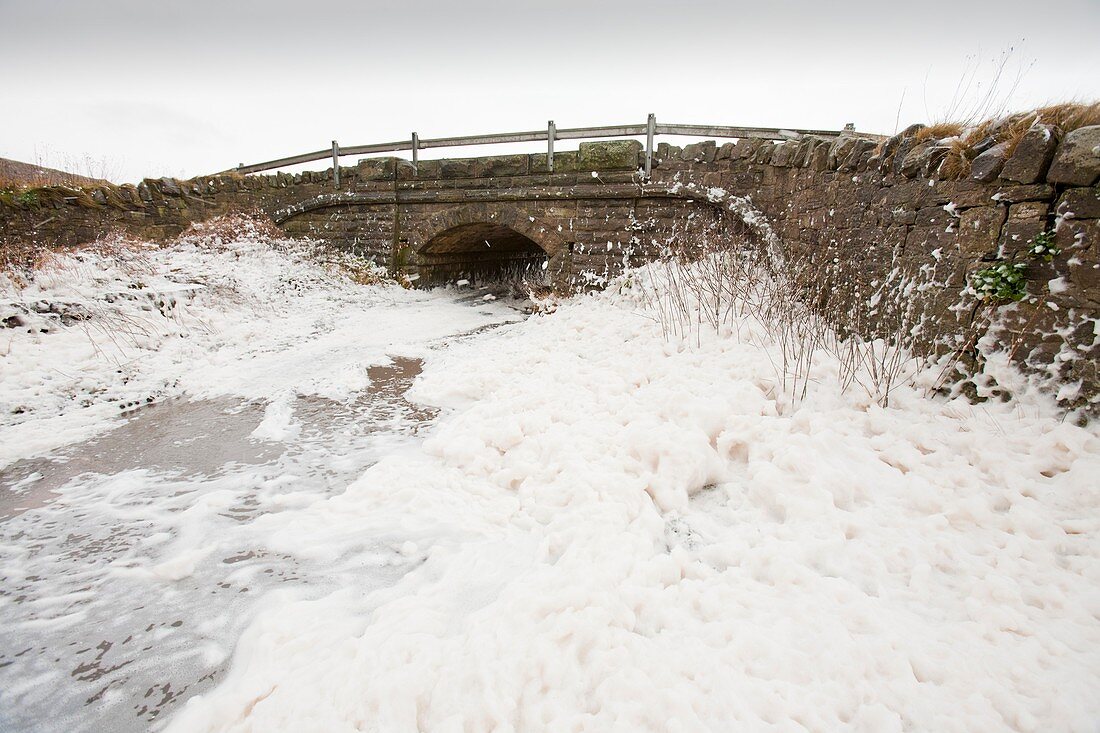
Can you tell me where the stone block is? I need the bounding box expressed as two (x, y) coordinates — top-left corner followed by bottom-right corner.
(1057, 187), (1100, 220)
(877, 133), (903, 173)
(578, 140), (642, 171)
(827, 136), (857, 170)
(900, 142), (949, 179)
(930, 180), (996, 208)
(529, 150), (578, 174)
(839, 139), (876, 172)
(356, 157), (397, 181)
(957, 206), (1007, 257)
(1047, 125), (1100, 186)
(158, 177), (182, 196)
(118, 184), (140, 204)
(733, 139), (760, 159)
(809, 142), (830, 171)
(990, 184), (1054, 204)
(753, 143), (775, 165)
(890, 207), (917, 225)
(898, 142), (930, 178)
(970, 142), (1008, 183)
(790, 138), (815, 167)
(914, 206), (951, 228)
(998, 216), (1045, 258)
(1007, 201), (1049, 221)
(884, 180), (925, 207)
(680, 141), (716, 163)
(1059, 219), (1100, 302)
(477, 154), (529, 177)
(770, 141), (797, 167)
(1000, 124), (1059, 184)
(891, 136), (916, 176)
(415, 160), (442, 179)
(905, 223), (957, 251)
(855, 147), (877, 172)
(924, 146), (951, 177)
(440, 158), (476, 178)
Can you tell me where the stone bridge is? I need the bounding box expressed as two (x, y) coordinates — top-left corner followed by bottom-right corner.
(266, 140), (705, 286)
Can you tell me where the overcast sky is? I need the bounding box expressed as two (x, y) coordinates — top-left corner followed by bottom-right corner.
(2, 0), (1098, 182)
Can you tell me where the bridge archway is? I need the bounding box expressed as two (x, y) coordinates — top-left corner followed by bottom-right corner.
(419, 222), (546, 283)
(413, 206), (570, 285)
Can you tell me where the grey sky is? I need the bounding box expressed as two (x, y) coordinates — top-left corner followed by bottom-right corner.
(2, 0), (1098, 182)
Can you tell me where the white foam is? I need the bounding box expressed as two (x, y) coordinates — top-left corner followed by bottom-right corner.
(162, 264), (1100, 732)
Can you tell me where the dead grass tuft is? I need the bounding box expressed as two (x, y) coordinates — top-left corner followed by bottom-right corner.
(998, 101), (1100, 157)
(908, 101), (1100, 179)
(1, 231), (153, 288)
(914, 122), (965, 142)
(938, 140), (971, 180)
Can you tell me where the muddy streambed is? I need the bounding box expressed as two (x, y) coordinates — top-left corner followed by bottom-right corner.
(0, 354), (456, 732)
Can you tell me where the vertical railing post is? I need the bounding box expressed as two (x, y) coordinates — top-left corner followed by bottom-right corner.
(645, 113), (656, 179)
(331, 140), (340, 188)
(548, 120), (555, 173)
(411, 132), (419, 173)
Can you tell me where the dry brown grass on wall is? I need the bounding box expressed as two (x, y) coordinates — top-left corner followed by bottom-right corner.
(0, 157), (110, 190)
(920, 101), (1100, 180)
(938, 139), (973, 180)
(913, 122), (965, 143)
(0, 174), (55, 190)
(999, 101), (1100, 155)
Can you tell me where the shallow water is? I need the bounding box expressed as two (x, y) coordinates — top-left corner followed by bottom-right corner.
(0, 399), (275, 521)
(0, 351), (462, 732)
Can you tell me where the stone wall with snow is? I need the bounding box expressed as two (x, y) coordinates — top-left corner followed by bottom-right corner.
(1, 129), (1098, 408)
(645, 125), (1098, 411)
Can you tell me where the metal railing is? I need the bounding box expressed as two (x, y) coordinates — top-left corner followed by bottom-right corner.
(233, 113), (880, 185)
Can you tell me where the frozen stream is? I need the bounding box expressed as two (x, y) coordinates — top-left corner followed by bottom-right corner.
(0, 329), (519, 732)
(0, 233), (526, 731)
(1, 317), (524, 731)
(3, 357), (412, 730)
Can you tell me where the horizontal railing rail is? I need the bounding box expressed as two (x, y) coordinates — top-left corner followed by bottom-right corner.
(230, 114), (885, 185)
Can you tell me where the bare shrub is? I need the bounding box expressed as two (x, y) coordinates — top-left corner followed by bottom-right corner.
(632, 200), (949, 409)
(936, 49), (1029, 125)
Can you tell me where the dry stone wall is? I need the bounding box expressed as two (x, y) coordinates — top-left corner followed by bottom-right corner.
(644, 125), (1099, 410)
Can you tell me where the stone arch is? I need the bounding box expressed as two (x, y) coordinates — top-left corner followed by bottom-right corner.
(411, 204), (571, 284)
(416, 204), (569, 258)
(270, 192), (376, 225)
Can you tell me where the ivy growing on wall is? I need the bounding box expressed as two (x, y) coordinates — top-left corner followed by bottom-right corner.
(1027, 230), (1061, 262)
(970, 229), (1059, 304)
(971, 262), (1029, 302)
